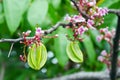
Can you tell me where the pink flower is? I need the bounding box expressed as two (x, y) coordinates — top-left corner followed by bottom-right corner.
(98, 56), (104, 62)
(35, 27), (44, 36)
(23, 30), (31, 36)
(97, 8), (108, 16)
(77, 26), (88, 35)
(87, 0), (96, 7)
(101, 50), (107, 56)
(72, 15), (85, 23)
(100, 27), (108, 34)
(96, 35), (103, 42)
(87, 19), (94, 29)
(64, 14), (71, 22)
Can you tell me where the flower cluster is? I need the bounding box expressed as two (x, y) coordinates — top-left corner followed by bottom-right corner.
(20, 27), (44, 62)
(98, 50), (111, 69)
(64, 0), (108, 41)
(21, 27), (44, 46)
(96, 27), (115, 42)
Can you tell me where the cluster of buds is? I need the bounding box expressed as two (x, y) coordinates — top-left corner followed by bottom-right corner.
(96, 27), (115, 43)
(64, 0), (108, 41)
(21, 27), (44, 46)
(20, 27), (44, 62)
(98, 50), (111, 69)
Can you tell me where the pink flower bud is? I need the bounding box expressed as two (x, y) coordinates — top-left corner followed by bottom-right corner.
(87, 19), (94, 28)
(96, 35), (103, 42)
(77, 26), (87, 35)
(64, 14), (72, 22)
(98, 56), (104, 62)
(101, 50), (107, 56)
(72, 15), (85, 23)
(35, 27), (44, 36)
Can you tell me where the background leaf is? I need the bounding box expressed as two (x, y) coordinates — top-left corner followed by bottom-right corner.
(83, 35), (96, 64)
(27, 0), (48, 27)
(53, 27), (69, 67)
(3, 0), (30, 34)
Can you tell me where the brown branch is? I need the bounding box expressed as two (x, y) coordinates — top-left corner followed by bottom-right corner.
(0, 22), (72, 43)
(108, 9), (120, 16)
(70, 0), (90, 19)
(110, 15), (120, 80)
(47, 68), (120, 80)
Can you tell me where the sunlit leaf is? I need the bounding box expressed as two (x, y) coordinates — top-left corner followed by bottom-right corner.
(53, 27), (68, 67)
(27, 0), (48, 27)
(83, 35), (96, 64)
(3, 0), (30, 34)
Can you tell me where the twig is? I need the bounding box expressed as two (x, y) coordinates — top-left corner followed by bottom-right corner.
(70, 0), (90, 19)
(110, 15), (120, 80)
(46, 68), (120, 80)
(109, 9), (120, 16)
(0, 22), (72, 43)
(8, 43), (14, 57)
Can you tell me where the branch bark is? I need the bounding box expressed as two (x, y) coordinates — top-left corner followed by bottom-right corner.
(110, 15), (120, 80)
(47, 68), (120, 80)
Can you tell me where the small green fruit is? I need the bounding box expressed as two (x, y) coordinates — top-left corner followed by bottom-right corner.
(66, 41), (83, 63)
(27, 43), (47, 70)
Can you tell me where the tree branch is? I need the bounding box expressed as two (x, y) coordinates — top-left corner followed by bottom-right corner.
(47, 68), (120, 80)
(110, 15), (120, 80)
(0, 8), (120, 43)
(0, 22), (72, 43)
(108, 9), (120, 16)
(70, 0), (90, 19)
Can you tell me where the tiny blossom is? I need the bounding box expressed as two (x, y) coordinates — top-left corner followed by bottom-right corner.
(23, 30), (31, 36)
(98, 56), (104, 62)
(101, 50), (107, 56)
(96, 35), (103, 42)
(77, 26), (88, 35)
(100, 27), (108, 34)
(87, 19), (94, 28)
(104, 37), (110, 42)
(87, 1), (96, 7)
(72, 15), (85, 23)
(35, 27), (44, 36)
(105, 31), (112, 38)
(97, 7), (108, 16)
(64, 14), (71, 22)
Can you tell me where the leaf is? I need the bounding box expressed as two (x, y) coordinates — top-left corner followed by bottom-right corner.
(101, 14), (117, 29)
(66, 41), (83, 63)
(27, 0), (48, 27)
(51, 0), (61, 9)
(99, 0), (120, 7)
(83, 35), (96, 64)
(3, 0), (30, 34)
(89, 30), (102, 48)
(27, 43), (47, 70)
(53, 27), (68, 67)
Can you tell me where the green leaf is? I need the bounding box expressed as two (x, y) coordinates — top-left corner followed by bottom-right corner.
(101, 14), (117, 29)
(51, 0), (61, 9)
(28, 43), (47, 70)
(27, 0), (48, 27)
(83, 35), (96, 64)
(66, 41), (83, 63)
(3, 0), (30, 34)
(99, 0), (120, 7)
(89, 30), (102, 48)
(53, 27), (68, 67)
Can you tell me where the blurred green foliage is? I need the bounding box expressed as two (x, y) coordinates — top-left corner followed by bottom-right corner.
(0, 0), (120, 80)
